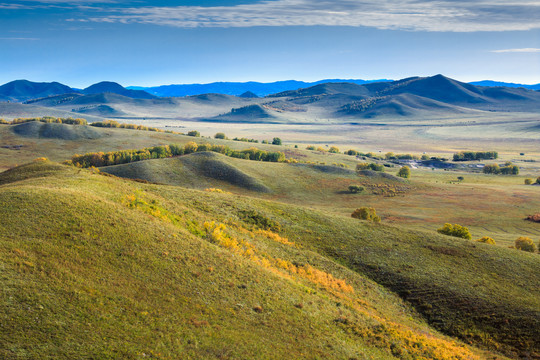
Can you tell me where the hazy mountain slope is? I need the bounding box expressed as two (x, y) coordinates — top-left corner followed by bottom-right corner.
(0, 80), (75, 102)
(129, 79), (391, 97)
(0, 102), (106, 122)
(83, 81), (157, 99)
(0, 160), (509, 359)
(470, 80), (540, 91)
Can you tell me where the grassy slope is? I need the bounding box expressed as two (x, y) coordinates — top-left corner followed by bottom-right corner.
(0, 161), (537, 359)
(100, 151), (540, 247)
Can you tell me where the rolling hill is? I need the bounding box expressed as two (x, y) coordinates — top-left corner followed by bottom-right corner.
(1, 159), (539, 359)
(82, 81), (157, 100)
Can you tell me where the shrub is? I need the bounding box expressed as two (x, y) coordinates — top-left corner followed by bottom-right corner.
(537, 177), (540, 185)
(184, 141), (198, 154)
(345, 149), (359, 156)
(272, 137), (282, 145)
(437, 223), (472, 240)
(316, 147), (326, 152)
(328, 146), (340, 153)
(214, 132), (226, 139)
(356, 163), (384, 172)
(348, 185), (364, 193)
(187, 130), (200, 137)
(306, 145), (316, 150)
(351, 207), (381, 223)
(457, 176), (464, 181)
(397, 166), (411, 178)
(514, 237), (537, 252)
(483, 164), (500, 174)
(524, 178), (533, 185)
(476, 236), (495, 245)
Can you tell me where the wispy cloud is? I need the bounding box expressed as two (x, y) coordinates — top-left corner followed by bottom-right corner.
(0, 37), (39, 40)
(491, 48), (540, 53)
(73, 0), (540, 32)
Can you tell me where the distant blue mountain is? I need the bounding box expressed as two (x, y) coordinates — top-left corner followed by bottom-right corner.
(127, 79), (393, 97)
(470, 80), (540, 91)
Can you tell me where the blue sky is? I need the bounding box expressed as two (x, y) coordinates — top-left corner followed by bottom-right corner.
(1, 0), (539, 87)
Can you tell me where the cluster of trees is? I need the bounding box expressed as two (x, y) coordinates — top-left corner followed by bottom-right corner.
(90, 120), (164, 132)
(232, 137), (259, 143)
(356, 162), (385, 172)
(453, 151), (498, 161)
(351, 207), (381, 222)
(437, 223), (472, 240)
(1, 116), (88, 125)
(385, 152), (420, 160)
(67, 142), (286, 168)
(483, 162), (519, 175)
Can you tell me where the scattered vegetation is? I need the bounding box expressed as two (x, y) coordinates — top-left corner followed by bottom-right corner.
(328, 146), (340, 153)
(351, 207), (381, 223)
(437, 223), (472, 240)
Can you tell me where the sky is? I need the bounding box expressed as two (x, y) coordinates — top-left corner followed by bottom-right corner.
(1, 0), (540, 87)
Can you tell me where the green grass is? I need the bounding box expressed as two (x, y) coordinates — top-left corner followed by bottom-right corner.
(1, 160), (537, 359)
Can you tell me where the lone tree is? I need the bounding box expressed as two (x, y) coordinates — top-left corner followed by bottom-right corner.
(348, 185), (364, 193)
(397, 166), (411, 178)
(515, 237), (537, 252)
(272, 137), (282, 145)
(214, 132), (226, 139)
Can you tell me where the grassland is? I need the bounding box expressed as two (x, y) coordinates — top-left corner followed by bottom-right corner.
(1, 160), (538, 359)
(0, 120), (539, 359)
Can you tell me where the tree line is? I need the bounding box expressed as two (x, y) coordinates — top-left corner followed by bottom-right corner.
(453, 151), (498, 161)
(66, 142), (286, 168)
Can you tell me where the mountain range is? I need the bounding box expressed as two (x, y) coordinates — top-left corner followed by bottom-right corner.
(1, 75), (539, 122)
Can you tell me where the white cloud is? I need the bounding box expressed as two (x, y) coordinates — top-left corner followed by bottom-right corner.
(491, 48), (540, 53)
(75, 0), (540, 32)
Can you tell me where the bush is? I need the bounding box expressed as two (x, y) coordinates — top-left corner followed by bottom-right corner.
(476, 236), (495, 245)
(328, 146), (340, 153)
(457, 176), (464, 181)
(537, 177), (540, 185)
(397, 166), (411, 178)
(351, 207), (381, 222)
(345, 149), (359, 156)
(524, 178), (533, 185)
(306, 145), (316, 150)
(187, 130), (200, 137)
(348, 185), (364, 193)
(356, 163), (384, 172)
(272, 137), (282, 145)
(214, 132), (227, 139)
(514, 237), (537, 252)
(437, 223), (472, 240)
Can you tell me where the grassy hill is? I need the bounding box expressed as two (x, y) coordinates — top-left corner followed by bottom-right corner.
(2, 160), (538, 359)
